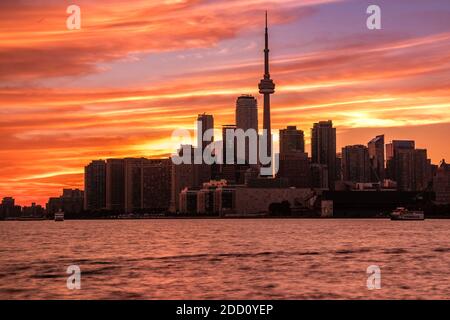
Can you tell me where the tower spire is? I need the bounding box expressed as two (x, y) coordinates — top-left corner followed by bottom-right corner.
(258, 11), (275, 175)
(264, 11), (270, 78)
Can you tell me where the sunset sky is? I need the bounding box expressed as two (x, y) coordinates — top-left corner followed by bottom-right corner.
(1, 0), (450, 206)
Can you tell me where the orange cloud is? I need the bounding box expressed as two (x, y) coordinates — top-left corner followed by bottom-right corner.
(1, 0), (449, 206)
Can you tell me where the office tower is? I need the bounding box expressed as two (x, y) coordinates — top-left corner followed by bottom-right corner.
(393, 147), (429, 191)
(236, 95), (258, 165)
(169, 144), (212, 213)
(143, 159), (172, 212)
(385, 140), (429, 191)
(279, 126), (305, 154)
(84, 160), (106, 211)
(277, 126), (310, 187)
(412, 149), (429, 191)
(197, 113), (214, 154)
(221, 125), (236, 164)
(0, 197), (21, 218)
(278, 152), (311, 188)
(236, 95), (258, 132)
(47, 189), (84, 215)
(335, 153), (342, 181)
(341, 145), (371, 183)
(311, 120), (336, 190)
(433, 159), (450, 204)
(385, 140), (415, 180)
(310, 164), (328, 189)
(219, 125), (237, 183)
(258, 12), (275, 173)
(106, 159), (125, 212)
(124, 158), (172, 213)
(124, 158), (143, 213)
(368, 135), (385, 182)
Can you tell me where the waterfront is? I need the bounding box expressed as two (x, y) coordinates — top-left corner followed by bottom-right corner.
(0, 219), (449, 299)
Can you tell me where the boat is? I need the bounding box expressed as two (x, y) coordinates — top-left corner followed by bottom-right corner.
(390, 207), (424, 221)
(54, 210), (65, 222)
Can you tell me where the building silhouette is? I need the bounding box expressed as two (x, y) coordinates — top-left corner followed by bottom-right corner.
(368, 135), (385, 182)
(47, 189), (84, 215)
(434, 159), (450, 204)
(311, 120), (336, 190)
(197, 113), (214, 153)
(277, 126), (310, 187)
(84, 160), (106, 211)
(341, 145), (371, 183)
(236, 95), (258, 165)
(106, 159), (125, 212)
(258, 12), (275, 174)
(124, 158), (171, 213)
(279, 126), (305, 154)
(386, 140), (431, 191)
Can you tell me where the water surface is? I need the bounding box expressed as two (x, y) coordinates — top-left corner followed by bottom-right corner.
(0, 219), (449, 299)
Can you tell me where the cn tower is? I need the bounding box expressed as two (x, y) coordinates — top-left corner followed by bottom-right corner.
(258, 11), (275, 167)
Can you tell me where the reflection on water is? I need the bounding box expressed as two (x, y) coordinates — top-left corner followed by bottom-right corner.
(0, 219), (449, 299)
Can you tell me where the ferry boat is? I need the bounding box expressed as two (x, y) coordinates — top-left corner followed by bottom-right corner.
(54, 210), (65, 222)
(390, 207), (424, 221)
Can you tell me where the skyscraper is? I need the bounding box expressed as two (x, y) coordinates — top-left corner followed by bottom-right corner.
(84, 160), (106, 211)
(258, 12), (275, 173)
(236, 95), (258, 132)
(341, 145), (371, 183)
(106, 158), (125, 212)
(386, 140), (430, 191)
(385, 140), (415, 181)
(197, 113), (214, 154)
(368, 135), (385, 182)
(433, 159), (450, 204)
(311, 120), (336, 190)
(279, 126), (305, 154)
(277, 126), (310, 187)
(236, 95), (258, 165)
(124, 158), (172, 213)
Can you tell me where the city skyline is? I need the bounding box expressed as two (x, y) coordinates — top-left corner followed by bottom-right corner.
(2, 0), (450, 206)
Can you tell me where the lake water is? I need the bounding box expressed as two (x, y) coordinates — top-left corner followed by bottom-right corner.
(0, 219), (449, 299)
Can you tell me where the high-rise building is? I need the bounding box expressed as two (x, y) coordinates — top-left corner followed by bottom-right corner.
(279, 126), (305, 154)
(197, 113), (214, 154)
(258, 12), (275, 175)
(236, 95), (258, 132)
(311, 120), (336, 190)
(278, 152), (311, 188)
(277, 126), (310, 187)
(106, 159), (125, 212)
(84, 160), (106, 211)
(0, 197), (21, 219)
(368, 135), (385, 182)
(341, 145), (371, 183)
(310, 164), (328, 189)
(433, 159), (450, 204)
(124, 158), (172, 213)
(170, 145), (209, 212)
(385, 140), (430, 191)
(385, 140), (415, 181)
(47, 189), (84, 215)
(236, 95), (258, 165)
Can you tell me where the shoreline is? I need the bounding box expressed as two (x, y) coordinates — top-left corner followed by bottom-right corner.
(2, 215), (450, 221)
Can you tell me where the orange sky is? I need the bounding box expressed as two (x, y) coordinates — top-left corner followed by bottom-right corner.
(1, 0), (450, 206)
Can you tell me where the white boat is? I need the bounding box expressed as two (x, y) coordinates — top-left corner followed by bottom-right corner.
(54, 210), (65, 222)
(390, 207), (424, 221)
